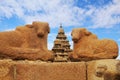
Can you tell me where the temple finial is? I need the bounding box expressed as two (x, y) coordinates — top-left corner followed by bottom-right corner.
(60, 23), (62, 28)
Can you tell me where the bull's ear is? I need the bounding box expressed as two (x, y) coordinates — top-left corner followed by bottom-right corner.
(25, 24), (33, 28)
(85, 29), (91, 36)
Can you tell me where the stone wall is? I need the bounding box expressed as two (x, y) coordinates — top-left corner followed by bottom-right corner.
(0, 59), (119, 80)
(0, 60), (86, 80)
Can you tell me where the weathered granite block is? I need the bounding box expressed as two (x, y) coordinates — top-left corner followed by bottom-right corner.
(15, 61), (86, 80)
(87, 59), (120, 80)
(0, 60), (14, 80)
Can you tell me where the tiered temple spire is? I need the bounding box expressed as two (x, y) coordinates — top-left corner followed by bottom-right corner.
(52, 24), (72, 62)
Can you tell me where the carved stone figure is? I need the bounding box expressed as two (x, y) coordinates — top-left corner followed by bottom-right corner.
(95, 65), (107, 77)
(0, 21), (53, 61)
(104, 62), (120, 80)
(70, 28), (118, 61)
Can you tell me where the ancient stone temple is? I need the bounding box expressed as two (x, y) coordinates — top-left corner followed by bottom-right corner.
(0, 21), (119, 80)
(52, 24), (72, 62)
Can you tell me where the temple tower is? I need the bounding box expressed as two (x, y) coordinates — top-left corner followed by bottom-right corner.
(52, 24), (72, 62)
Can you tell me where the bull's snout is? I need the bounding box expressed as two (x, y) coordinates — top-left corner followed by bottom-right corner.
(72, 37), (79, 43)
(71, 31), (80, 43)
(37, 31), (44, 37)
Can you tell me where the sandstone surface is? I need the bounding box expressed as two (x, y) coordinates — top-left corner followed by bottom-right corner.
(0, 21), (53, 61)
(70, 28), (118, 61)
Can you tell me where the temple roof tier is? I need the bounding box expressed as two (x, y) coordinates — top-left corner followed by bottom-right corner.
(52, 24), (72, 62)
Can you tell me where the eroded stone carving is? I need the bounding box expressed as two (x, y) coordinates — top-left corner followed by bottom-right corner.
(95, 65), (107, 77)
(94, 62), (120, 80)
(70, 28), (118, 61)
(0, 21), (53, 61)
(104, 62), (120, 80)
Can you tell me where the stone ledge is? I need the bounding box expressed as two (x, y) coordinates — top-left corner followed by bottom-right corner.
(0, 59), (119, 80)
(0, 59), (86, 80)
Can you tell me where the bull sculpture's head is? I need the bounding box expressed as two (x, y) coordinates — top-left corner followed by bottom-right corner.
(71, 28), (91, 43)
(26, 21), (50, 37)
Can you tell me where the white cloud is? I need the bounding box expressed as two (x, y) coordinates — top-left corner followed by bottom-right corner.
(0, 0), (120, 28)
(0, 0), (24, 18)
(91, 0), (120, 28)
(0, 0), (83, 28)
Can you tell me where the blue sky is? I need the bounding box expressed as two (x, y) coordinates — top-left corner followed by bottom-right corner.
(0, 0), (120, 59)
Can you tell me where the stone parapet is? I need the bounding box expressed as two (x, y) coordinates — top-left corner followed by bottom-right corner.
(0, 59), (119, 80)
(0, 60), (86, 80)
